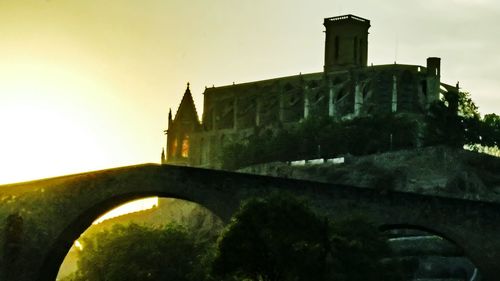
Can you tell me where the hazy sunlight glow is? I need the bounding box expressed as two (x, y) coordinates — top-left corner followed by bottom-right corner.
(1, 1), (498, 185)
(74, 240), (83, 251)
(92, 197), (159, 225)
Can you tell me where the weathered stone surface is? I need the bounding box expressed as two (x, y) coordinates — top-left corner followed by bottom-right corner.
(239, 146), (500, 202)
(0, 163), (500, 281)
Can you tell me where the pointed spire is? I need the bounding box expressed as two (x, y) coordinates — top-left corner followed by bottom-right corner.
(171, 81), (201, 127)
(167, 108), (173, 130)
(183, 82), (192, 96)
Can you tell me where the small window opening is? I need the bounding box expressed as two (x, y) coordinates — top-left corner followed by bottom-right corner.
(171, 138), (178, 157)
(353, 37), (358, 61)
(335, 36), (339, 60)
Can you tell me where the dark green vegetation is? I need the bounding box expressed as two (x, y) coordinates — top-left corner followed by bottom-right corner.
(61, 194), (413, 281)
(221, 92), (500, 170)
(213, 194), (412, 281)
(426, 91), (499, 148)
(221, 114), (419, 170)
(61, 223), (206, 281)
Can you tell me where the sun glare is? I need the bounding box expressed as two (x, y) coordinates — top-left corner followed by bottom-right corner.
(92, 197), (159, 225)
(74, 240), (83, 251)
(0, 60), (126, 185)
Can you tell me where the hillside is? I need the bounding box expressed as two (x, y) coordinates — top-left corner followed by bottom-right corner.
(239, 146), (500, 202)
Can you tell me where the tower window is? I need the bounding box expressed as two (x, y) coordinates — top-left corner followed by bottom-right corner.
(421, 80), (427, 97)
(181, 136), (190, 158)
(354, 37), (358, 61)
(360, 39), (364, 64)
(200, 138), (205, 164)
(335, 36), (339, 60)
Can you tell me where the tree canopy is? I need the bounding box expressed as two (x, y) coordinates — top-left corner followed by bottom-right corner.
(212, 194), (328, 281)
(63, 223), (205, 281)
(425, 91), (500, 150)
(212, 194), (412, 281)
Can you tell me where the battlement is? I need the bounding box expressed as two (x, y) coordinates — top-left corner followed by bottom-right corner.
(324, 14), (370, 25)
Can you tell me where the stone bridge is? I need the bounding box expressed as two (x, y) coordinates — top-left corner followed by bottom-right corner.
(0, 164), (499, 281)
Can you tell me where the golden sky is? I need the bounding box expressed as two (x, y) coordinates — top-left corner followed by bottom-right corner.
(0, 0), (498, 184)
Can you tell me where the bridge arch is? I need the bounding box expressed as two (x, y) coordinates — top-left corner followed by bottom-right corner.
(49, 193), (224, 281)
(38, 186), (238, 281)
(380, 223), (463, 250)
(380, 224), (480, 279)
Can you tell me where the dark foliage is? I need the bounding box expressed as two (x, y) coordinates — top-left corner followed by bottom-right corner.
(64, 223), (206, 281)
(212, 194), (411, 281)
(221, 114), (419, 170)
(425, 91), (500, 149)
(212, 194), (328, 281)
(2, 213), (24, 280)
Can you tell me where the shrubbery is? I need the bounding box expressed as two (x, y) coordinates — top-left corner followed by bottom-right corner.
(61, 223), (208, 281)
(221, 114), (419, 170)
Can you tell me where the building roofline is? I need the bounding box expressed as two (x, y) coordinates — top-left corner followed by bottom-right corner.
(203, 72), (324, 94)
(203, 63), (431, 94)
(324, 14), (370, 25)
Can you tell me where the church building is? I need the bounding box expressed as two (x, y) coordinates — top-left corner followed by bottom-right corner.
(162, 14), (457, 168)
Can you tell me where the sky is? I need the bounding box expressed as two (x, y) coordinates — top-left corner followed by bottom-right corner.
(0, 0), (499, 184)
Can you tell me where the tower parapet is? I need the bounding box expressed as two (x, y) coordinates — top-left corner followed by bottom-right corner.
(324, 14), (370, 72)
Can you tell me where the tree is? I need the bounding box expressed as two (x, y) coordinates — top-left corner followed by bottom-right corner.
(212, 194), (328, 281)
(212, 194), (410, 281)
(69, 223), (205, 281)
(481, 113), (500, 148)
(328, 216), (411, 281)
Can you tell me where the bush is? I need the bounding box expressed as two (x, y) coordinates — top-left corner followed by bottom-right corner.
(68, 223), (208, 281)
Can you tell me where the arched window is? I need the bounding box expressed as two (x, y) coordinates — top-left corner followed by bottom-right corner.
(171, 138), (178, 157)
(360, 39), (364, 64)
(200, 138), (205, 164)
(353, 36), (358, 61)
(181, 135), (190, 158)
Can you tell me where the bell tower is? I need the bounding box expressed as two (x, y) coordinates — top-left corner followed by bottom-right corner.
(323, 14), (370, 72)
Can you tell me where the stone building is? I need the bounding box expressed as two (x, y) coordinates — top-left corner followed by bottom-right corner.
(162, 14), (456, 167)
